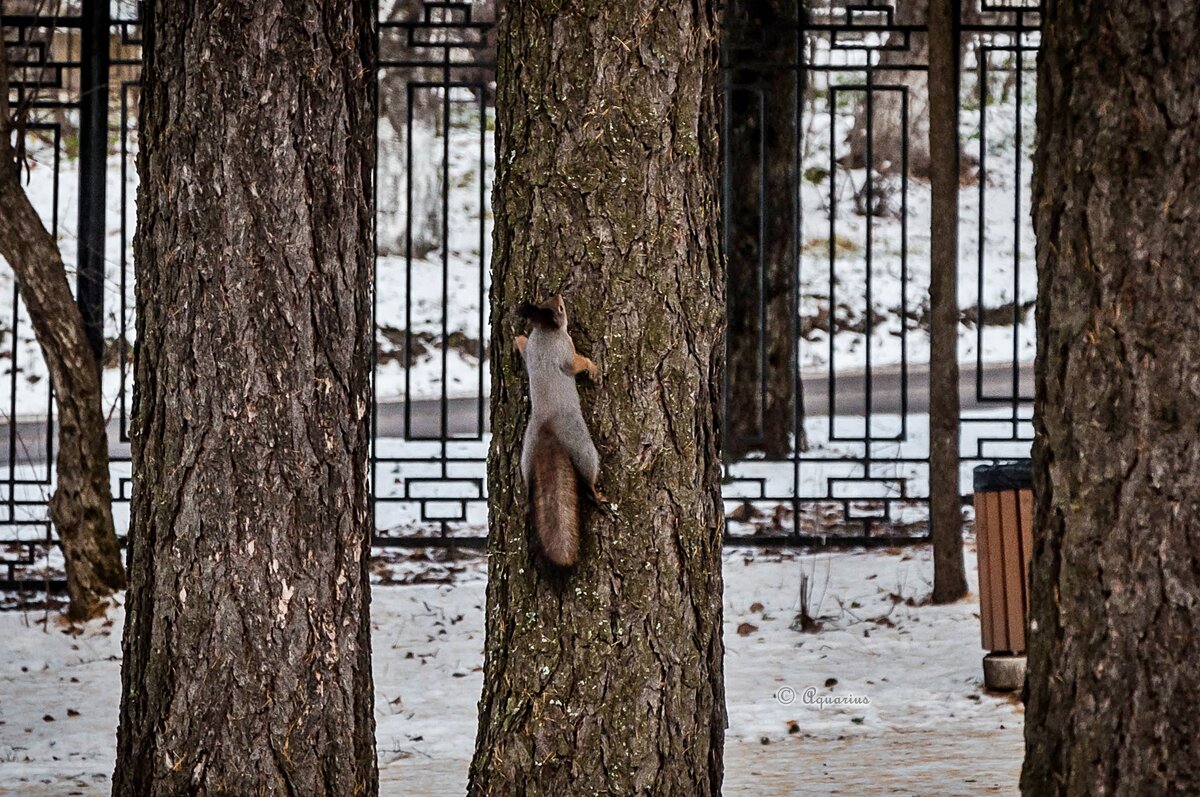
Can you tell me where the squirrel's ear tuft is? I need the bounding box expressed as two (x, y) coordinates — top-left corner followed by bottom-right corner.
(518, 301), (539, 319)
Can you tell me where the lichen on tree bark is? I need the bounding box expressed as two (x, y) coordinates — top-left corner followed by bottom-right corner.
(469, 2), (728, 795)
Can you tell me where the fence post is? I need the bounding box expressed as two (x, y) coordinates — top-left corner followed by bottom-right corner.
(928, 0), (967, 602)
(77, 0), (109, 369)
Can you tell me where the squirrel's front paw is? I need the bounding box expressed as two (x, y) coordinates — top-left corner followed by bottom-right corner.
(587, 363), (602, 384)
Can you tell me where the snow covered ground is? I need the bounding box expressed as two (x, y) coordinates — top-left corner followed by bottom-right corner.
(795, 42), (1039, 378)
(0, 542), (1024, 796)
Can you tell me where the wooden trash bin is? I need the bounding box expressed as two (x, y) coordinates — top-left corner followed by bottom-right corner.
(973, 461), (1033, 690)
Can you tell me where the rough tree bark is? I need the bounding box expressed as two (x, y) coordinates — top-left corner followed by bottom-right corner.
(1023, 3), (1200, 794)
(724, 0), (806, 459)
(0, 28), (125, 619)
(112, 2), (377, 795)
(469, 2), (727, 795)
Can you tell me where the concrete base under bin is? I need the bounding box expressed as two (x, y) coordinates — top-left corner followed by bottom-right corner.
(983, 653), (1026, 692)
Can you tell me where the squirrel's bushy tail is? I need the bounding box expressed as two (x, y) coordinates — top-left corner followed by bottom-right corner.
(530, 428), (580, 567)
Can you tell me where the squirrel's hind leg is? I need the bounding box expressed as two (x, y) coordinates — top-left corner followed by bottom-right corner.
(587, 482), (609, 505)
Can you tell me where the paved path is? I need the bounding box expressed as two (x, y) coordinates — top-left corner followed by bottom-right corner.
(374, 729), (1023, 796)
(0, 362), (1032, 465)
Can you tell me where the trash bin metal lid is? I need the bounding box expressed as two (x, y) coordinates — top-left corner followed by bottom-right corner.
(973, 460), (1033, 492)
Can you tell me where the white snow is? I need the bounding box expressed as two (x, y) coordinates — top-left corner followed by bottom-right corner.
(0, 542), (1024, 796)
(794, 40), (1039, 377)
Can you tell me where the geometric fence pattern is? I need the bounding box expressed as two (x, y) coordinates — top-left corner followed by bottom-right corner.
(1, 1), (1042, 591)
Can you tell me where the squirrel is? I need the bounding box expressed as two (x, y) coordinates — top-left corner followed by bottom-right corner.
(514, 293), (605, 567)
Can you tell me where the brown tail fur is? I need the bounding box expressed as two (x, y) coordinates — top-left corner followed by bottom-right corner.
(530, 428), (580, 567)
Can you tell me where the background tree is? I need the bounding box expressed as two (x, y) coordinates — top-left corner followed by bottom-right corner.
(1023, 3), (1200, 793)
(0, 26), (124, 619)
(927, 0), (966, 602)
(724, 0), (806, 459)
(376, 0), (497, 258)
(112, 2), (377, 794)
(846, 0), (931, 181)
(468, 2), (727, 795)
(843, 0), (981, 182)
(376, 0), (448, 258)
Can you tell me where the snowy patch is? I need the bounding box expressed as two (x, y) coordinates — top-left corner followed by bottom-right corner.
(0, 544), (1023, 795)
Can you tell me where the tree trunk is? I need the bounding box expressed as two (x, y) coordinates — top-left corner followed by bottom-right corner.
(927, 0), (966, 603)
(724, 0), (805, 460)
(112, 2), (377, 795)
(0, 28), (125, 620)
(847, 0), (931, 181)
(376, 0), (444, 258)
(469, 2), (727, 795)
(1023, 3), (1200, 794)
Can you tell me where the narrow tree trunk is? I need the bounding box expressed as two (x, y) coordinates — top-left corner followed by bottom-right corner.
(113, 2), (377, 795)
(1023, 3), (1200, 794)
(469, 2), (727, 795)
(0, 30), (125, 620)
(724, 0), (804, 460)
(927, 0), (966, 603)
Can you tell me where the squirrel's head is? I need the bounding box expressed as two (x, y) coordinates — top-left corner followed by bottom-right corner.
(519, 293), (568, 331)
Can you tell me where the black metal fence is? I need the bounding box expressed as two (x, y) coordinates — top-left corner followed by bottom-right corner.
(1, 1), (1040, 591)
(720, 1), (1040, 542)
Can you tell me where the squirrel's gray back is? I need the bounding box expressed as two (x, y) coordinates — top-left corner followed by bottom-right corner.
(521, 326), (598, 484)
(524, 326), (580, 417)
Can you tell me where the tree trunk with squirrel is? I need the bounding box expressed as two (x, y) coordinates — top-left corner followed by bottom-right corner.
(0, 29), (125, 620)
(469, 2), (727, 795)
(1023, 3), (1200, 794)
(112, 2), (377, 794)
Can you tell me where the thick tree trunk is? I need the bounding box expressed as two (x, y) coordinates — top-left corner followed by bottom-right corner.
(469, 2), (727, 795)
(112, 2), (377, 795)
(0, 31), (125, 620)
(1023, 3), (1200, 794)
(724, 0), (805, 460)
